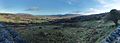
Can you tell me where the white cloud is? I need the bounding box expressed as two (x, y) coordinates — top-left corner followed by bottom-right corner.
(82, 8), (105, 15)
(96, 0), (108, 4)
(81, 0), (120, 15)
(0, 10), (16, 13)
(66, 0), (80, 5)
(24, 7), (40, 11)
(97, 0), (120, 9)
(68, 1), (72, 5)
(65, 0), (120, 15)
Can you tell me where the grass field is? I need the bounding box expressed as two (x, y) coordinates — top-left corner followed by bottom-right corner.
(18, 20), (118, 43)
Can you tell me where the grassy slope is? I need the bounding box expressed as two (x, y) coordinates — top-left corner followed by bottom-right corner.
(0, 14), (118, 43)
(0, 14), (55, 23)
(62, 20), (116, 43)
(0, 15), (14, 22)
(18, 20), (118, 43)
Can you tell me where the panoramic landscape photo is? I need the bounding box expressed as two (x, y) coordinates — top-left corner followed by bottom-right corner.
(0, 0), (120, 43)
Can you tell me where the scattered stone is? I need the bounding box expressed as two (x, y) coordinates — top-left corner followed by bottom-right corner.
(0, 23), (26, 43)
(101, 25), (120, 43)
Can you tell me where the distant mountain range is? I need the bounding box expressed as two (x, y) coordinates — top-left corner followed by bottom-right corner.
(36, 14), (82, 18)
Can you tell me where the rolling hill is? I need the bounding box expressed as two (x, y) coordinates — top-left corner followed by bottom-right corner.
(0, 12), (118, 43)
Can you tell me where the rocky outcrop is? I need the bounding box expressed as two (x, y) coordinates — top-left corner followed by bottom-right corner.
(101, 26), (120, 43)
(0, 23), (26, 43)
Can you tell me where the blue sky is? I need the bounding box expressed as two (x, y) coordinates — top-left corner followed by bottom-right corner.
(0, 0), (119, 15)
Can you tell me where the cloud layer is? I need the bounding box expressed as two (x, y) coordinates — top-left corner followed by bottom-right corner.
(81, 0), (120, 15)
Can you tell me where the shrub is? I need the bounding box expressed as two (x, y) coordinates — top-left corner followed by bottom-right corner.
(103, 9), (120, 26)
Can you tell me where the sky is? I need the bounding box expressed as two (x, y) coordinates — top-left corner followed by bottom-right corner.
(0, 0), (120, 15)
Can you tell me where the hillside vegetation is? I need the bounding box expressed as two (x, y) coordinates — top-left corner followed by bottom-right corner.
(0, 13), (118, 43)
(0, 13), (61, 23)
(18, 20), (118, 43)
